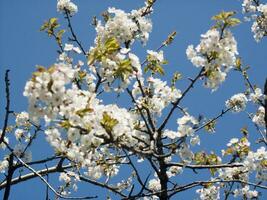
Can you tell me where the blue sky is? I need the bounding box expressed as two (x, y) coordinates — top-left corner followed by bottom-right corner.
(0, 0), (267, 199)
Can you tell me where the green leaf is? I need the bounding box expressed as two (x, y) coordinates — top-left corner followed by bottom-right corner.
(100, 112), (119, 133)
(156, 65), (165, 75)
(104, 37), (120, 54)
(227, 18), (241, 27)
(40, 22), (49, 31)
(114, 59), (133, 80)
(212, 11), (236, 21)
(59, 120), (72, 129)
(76, 108), (94, 118)
(164, 31), (177, 46)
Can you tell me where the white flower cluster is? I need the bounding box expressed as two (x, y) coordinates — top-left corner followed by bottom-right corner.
(23, 61), (152, 180)
(177, 115), (198, 138)
(225, 93), (248, 112)
(57, 0), (78, 16)
(249, 87), (264, 103)
(148, 178), (161, 192)
(0, 158), (8, 173)
(244, 147), (267, 181)
(252, 106), (266, 126)
(146, 50), (164, 63)
(0, 130), (9, 150)
(218, 166), (248, 181)
(196, 185), (220, 200)
(59, 171), (80, 192)
(233, 185), (258, 199)
(15, 111), (29, 126)
(132, 77), (181, 116)
(13, 144), (32, 163)
(178, 143), (194, 163)
(166, 166), (183, 178)
(64, 43), (82, 54)
(242, 0), (267, 42)
(163, 114), (200, 147)
(99, 49), (142, 92)
(89, 4), (152, 92)
(95, 6), (152, 45)
(186, 29), (238, 90)
(23, 62), (78, 123)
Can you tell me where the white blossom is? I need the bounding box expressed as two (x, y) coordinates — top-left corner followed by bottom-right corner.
(177, 115), (198, 137)
(148, 178), (161, 192)
(0, 159), (9, 173)
(225, 93), (248, 112)
(15, 111), (29, 126)
(187, 29), (238, 90)
(196, 185), (220, 200)
(252, 106), (265, 126)
(15, 129), (24, 140)
(57, 0), (78, 15)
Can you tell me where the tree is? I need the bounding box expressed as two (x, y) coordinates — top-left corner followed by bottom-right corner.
(0, 0), (267, 199)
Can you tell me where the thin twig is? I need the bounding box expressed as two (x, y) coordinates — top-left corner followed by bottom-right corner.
(195, 107), (232, 132)
(166, 162), (244, 169)
(0, 70), (11, 145)
(3, 154), (14, 200)
(158, 67), (205, 132)
(64, 9), (86, 55)
(0, 164), (72, 190)
(14, 157), (96, 199)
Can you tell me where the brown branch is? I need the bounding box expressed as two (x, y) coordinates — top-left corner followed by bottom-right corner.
(13, 157), (96, 199)
(3, 154), (14, 200)
(0, 164), (72, 190)
(15, 156), (62, 169)
(79, 175), (127, 198)
(166, 162), (244, 169)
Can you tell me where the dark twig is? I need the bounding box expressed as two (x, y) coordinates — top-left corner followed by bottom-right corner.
(158, 67), (205, 132)
(195, 107), (232, 132)
(264, 78), (267, 132)
(3, 154), (14, 200)
(15, 157), (96, 200)
(79, 175), (127, 198)
(0, 70), (11, 145)
(0, 164), (73, 190)
(64, 9), (86, 55)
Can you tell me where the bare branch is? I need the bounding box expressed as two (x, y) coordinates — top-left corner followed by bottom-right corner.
(195, 107), (233, 132)
(79, 175), (127, 198)
(0, 70), (11, 145)
(0, 164), (72, 190)
(158, 67), (205, 132)
(14, 157), (96, 199)
(166, 162), (244, 169)
(64, 9), (86, 55)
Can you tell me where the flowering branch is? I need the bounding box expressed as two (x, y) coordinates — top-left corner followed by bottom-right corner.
(195, 107), (233, 132)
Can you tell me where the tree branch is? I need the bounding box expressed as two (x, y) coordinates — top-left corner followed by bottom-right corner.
(158, 67), (204, 132)
(0, 70), (11, 145)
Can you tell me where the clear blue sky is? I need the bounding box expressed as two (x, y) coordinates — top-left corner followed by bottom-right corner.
(0, 0), (267, 199)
